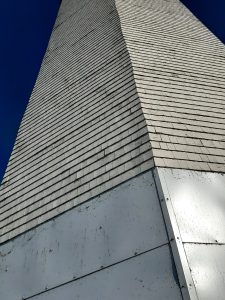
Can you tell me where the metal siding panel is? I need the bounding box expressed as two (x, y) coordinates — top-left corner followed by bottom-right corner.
(157, 167), (225, 299)
(0, 171), (168, 299)
(30, 245), (182, 300)
(185, 244), (225, 300)
(158, 168), (225, 243)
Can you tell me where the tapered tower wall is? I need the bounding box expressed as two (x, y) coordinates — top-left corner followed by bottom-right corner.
(1, 0), (225, 299)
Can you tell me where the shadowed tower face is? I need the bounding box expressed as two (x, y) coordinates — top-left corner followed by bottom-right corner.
(0, 0), (225, 299)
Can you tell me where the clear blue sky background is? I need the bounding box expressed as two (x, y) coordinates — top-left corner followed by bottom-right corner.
(0, 0), (224, 182)
(0, 0), (60, 181)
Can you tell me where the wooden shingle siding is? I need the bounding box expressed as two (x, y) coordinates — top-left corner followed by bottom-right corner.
(0, 0), (153, 243)
(116, 0), (225, 172)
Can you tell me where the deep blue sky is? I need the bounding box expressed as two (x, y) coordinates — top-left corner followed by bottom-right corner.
(181, 0), (225, 44)
(0, 0), (60, 181)
(0, 1), (224, 182)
